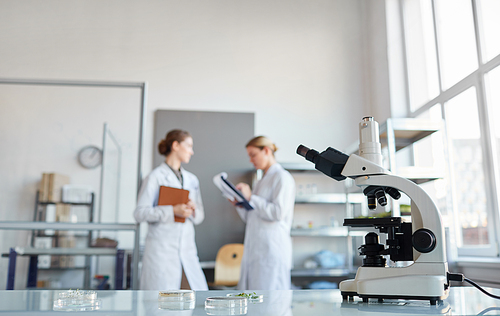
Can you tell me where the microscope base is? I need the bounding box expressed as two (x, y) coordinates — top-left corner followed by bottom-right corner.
(341, 291), (446, 305)
(340, 273), (449, 305)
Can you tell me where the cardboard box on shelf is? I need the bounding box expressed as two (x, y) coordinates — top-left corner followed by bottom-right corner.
(39, 173), (70, 203)
(48, 173), (70, 203)
(39, 173), (50, 202)
(55, 203), (71, 223)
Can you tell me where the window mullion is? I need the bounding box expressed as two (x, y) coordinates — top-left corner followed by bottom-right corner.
(477, 72), (500, 256)
(412, 71), (476, 118)
(431, 0), (444, 94)
(399, 0), (412, 116)
(471, 0), (484, 66)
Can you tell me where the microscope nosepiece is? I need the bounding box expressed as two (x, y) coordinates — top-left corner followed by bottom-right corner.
(374, 188), (388, 207)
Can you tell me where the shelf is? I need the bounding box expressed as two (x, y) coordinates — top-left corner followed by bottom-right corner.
(38, 201), (92, 206)
(200, 261), (216, 269)
(291, 268), (354, 277)
(379, 118), (443, 152)
(345, 118), (443, 155)
(34, 232), (89, 238)
(291, 227), (349, 237)
(0, 221), (137, 231)
(280, 162), (318, 171)
(38, 267), (87, 271)
(295, 193), (365, 204)
(397, 166), (444, 184)
(1, 247), (130, 257)
(347, 229), (372, 237)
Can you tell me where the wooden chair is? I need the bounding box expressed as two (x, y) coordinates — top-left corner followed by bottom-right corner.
(209, 243), (244, 289)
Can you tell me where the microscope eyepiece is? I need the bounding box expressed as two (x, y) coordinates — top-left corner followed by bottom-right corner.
(296, 145), (349, 181)
(296, 145), (309, 157)
(296, 145), (320, 164)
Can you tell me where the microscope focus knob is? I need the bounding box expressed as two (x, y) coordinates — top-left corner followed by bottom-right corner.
(412, 228), (436, 253)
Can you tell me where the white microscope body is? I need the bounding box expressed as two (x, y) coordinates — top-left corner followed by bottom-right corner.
(297, 117), (449, 304)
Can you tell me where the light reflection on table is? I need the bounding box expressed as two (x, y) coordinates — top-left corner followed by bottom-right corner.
(0, 287), (498, 315)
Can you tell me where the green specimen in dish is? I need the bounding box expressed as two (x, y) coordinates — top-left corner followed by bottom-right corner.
(235, 292), (260, 299)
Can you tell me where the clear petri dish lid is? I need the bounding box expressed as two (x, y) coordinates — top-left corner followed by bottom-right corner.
(205, 296), (248, 309)
(158, 290), (195, 302)
(227, 293), (263, 303)
(53, 290), (101, 311)
(57, 290), (97, 300)
(158, 300), (196, 311)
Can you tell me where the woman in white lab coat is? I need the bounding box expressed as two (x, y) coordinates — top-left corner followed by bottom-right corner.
(234, 136), (295, 290)
(134, 129), (208, 291)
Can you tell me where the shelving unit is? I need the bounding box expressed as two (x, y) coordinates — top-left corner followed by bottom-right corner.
(31, 190), (95, 289)
(291, 268), (352, 277)
(345, 118), (444, 184)
(345, 117), (445, 216)
(281, 163), (364, 288)
(291, 227), (349, 237)
(31, 190), (95, 242)
(380, 118), (444, 184)
(0, 221), (140, 290)
(295, 193), (365, 204)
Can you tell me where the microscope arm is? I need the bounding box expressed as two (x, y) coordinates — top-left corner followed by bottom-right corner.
(342, 154), (446, 263)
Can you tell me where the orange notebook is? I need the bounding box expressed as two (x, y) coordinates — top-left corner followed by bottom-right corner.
(158, 186), (190, 223)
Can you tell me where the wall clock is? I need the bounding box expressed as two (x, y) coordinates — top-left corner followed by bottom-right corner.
(78, 145), (103, 169)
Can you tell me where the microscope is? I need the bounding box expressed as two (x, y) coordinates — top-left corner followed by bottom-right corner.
(297, 117), (449, 305)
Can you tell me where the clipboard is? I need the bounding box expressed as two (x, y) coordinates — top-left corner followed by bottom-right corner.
(158, 186), (191, 223)
(213, 172), (253, 211)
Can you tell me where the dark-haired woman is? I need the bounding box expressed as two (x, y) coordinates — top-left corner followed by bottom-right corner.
(134, 129), (208, 290)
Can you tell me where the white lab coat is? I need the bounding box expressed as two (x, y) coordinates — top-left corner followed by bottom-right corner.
(134, 162), (208, 291)
(236, 163), (295, 290)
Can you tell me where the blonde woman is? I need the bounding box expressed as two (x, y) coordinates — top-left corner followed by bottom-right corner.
(134, 129), (208, 290)
(233, 136), (295, 290)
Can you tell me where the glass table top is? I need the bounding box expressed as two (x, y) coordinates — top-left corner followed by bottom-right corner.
(0, 287), (498, 315)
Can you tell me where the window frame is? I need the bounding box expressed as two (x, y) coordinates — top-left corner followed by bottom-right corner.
(399, 0), (500, 257)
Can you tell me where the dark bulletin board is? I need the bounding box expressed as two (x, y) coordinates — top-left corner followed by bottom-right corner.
(154, 110), (255, 261)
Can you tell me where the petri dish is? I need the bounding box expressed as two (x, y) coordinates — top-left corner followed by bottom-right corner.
(205, 296), (248, 315)
(158, 290), (195, 302)
(158, 290), (196, 310)
(227, 293), (264, 303)
(53, 290), (101, 311)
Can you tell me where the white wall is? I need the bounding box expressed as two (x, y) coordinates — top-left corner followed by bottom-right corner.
(361, 0), (392, 122)
(0, 0), (391, 289)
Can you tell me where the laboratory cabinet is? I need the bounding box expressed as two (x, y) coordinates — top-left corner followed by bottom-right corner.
(282, 163), (365, 288)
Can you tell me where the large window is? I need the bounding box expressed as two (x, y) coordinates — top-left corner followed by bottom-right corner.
(445, 88), (491, 249)
(434, 0), (478, 90)
(477, 0), (500, 62)
(403, 0), (439, 111)
(400, 0), (500, 257)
